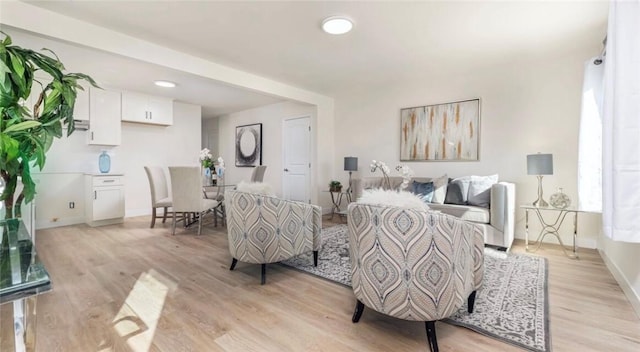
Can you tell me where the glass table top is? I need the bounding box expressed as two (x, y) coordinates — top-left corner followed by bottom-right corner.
(0, 219), (51, 304)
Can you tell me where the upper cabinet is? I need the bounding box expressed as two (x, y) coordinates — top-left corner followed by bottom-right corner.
(89, 89), (121, 146)
(73, 82), (90, 122)
(121, 92), (173, 126)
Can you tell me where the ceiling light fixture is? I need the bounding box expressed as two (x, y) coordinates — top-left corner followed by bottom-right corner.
(154, 80), (176, 88)
(322, 16), (354, 35)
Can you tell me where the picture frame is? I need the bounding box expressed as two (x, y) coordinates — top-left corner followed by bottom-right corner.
(400, 98), (480, 161)
(235, 123), (262, 167)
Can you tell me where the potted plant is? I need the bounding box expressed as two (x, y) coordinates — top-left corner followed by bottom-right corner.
(0, 33), (97, 219)
(329, 180), (342, 192)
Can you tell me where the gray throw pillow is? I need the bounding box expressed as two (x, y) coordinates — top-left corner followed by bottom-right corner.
(468, 174), (499, 208)
(445, 176), (471, 205)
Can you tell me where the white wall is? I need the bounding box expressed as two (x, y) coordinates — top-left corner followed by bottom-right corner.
(33, 101), (201, 229)
(333, 49), (602, 249)
(202, 117), (220, 157)
(218, 101), (317, 200)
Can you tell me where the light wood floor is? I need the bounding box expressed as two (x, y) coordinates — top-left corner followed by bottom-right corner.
(2, 215), (640, 351)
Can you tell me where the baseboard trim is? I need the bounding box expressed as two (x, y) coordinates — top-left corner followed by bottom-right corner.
(36, 216), (85, 230)
(599, 248), (640, 319)
(514, 233), (598, 249)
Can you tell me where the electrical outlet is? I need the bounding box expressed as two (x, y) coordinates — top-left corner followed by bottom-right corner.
(69, 201), (75, 209)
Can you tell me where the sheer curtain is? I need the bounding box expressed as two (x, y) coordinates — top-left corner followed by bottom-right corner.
(577, 59), (604, 212)
(602, 0), (640, 242)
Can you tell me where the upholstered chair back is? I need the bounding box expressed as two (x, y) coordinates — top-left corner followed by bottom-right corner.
(347, 203), (484, 322)
(225, 190), (321, 264)
(169, 166), (206, 212)
(144, 166), (169, 205)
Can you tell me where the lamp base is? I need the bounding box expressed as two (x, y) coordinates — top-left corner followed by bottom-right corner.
(532, 198), (549, 208)
(532, 175), (548, 207)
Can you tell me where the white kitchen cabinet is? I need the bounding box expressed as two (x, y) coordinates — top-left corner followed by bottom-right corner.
(73, 82), (90, 121)
(85, 174), (125, 227)
(89, 89), (121, 145)
(121, 91), (173, 126)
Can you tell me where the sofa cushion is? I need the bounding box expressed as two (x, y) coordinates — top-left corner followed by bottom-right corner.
(467, 174), (499, 208)
(358, 189), (430, 211)
(445, 176), (471, 205)
(428, 203), (490, 224)
(411, 180), (434, 203)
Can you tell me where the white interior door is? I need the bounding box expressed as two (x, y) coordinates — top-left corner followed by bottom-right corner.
(283, 116), (311, 202)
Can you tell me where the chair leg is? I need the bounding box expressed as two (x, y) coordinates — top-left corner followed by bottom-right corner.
(162, 207), (168, 223)
(425, 321), (438, 352)
(150, 208), (157, 228)
(230, 258), (238, 270)
(171, 212), (177, 235)
(352, 300), (365, 323)
(197, 211), (203, 235)
(313, 251), (318, 267)
(261, 264), (266, 285)
(468, 290), (477, 314)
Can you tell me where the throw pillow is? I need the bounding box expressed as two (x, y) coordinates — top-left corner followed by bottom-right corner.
(430, 174), (449, 204)
(358, 189), (430, 211)
(411, 180), (434, 203)
(467, 174), (499, 208)
(236, 181), (275, 196)
(444, 176), (471, 205)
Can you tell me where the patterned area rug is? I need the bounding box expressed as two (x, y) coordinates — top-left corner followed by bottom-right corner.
(281, 224), (551, 352)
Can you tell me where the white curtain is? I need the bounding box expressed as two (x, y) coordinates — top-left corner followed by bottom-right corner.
(602, 0), (640, 242)
(578, 59), (604, 212)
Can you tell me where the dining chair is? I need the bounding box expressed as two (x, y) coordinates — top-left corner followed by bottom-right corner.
(143, 166), (173, 228)
(169, 166), (219, 235)
(250, 165), (267, 182)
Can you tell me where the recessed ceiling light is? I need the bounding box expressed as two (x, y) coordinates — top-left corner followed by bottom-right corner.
(322, 16), (354, 35)
(154, 80), (176, 88)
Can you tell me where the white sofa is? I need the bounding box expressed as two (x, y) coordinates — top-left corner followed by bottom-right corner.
(352, 176), (515, 250)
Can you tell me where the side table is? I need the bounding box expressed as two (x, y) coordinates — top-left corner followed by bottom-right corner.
(521, 204), (596, 259)
(326, 190), (352, 220)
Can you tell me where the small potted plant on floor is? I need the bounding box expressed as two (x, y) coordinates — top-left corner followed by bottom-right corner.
(329, 180), (342, 192)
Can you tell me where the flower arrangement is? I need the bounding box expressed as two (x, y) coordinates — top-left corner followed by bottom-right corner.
(199, 148), (214, 169)
(396, 164), (415, 190)
(370, 160), (392, 189)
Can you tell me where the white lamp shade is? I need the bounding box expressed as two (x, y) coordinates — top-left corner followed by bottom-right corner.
(527, 154), (553, 175)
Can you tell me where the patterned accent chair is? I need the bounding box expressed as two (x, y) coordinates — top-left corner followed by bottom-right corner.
(225, 190), (322, 284)
(347, 203), (484, 352)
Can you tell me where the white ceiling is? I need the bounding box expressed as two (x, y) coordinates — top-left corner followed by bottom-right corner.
(15, 1), (608, 116)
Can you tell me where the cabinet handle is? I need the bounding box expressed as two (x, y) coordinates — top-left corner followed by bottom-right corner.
(149, 111), (152, 120)
(94, 191), (97, 200)
(91, 131), (94, 140)
(103, 180), (115, 183)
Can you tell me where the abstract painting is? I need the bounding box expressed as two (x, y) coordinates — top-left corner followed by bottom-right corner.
(235, 123), (262, 167)
(400, 99), (480, 161)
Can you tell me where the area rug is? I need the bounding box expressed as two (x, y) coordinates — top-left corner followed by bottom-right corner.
(281, 224), (551, 352)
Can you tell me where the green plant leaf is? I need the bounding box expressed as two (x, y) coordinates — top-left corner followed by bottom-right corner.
(8, 51), (24, 78)
(0, 134), (20, 161)
(4, 120), (41, 133)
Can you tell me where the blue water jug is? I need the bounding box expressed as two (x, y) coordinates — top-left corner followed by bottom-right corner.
(98, 151), (111, 173)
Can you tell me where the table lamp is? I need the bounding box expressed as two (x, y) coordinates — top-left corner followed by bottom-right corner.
(344, 157), (358, 194)
(527, 153), (553, 207)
